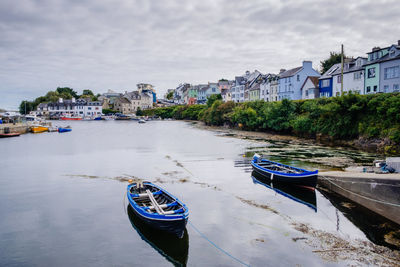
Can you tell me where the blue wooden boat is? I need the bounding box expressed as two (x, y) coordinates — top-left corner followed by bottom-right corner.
(251, 171), (317, 212)
(58, 127), (72, 133)
(127, 181), (189, 237)
(251, 154), (318, 187)
(127, 205), (189, 266)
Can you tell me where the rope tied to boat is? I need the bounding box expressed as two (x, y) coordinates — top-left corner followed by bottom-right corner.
(319, 175), (400, 208)
(188, 220), (251, 267)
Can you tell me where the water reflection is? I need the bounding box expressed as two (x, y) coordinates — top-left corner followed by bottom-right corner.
(318, 188), (400, 250)
(251, 171), (317, 212)
(127, 205), (189, 266)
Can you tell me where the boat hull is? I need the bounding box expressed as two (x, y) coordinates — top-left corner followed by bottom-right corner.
(58, 128), (71, 133)
(127, 182), (188, 237)
(31, 126), (48, 133)
(251, 156), (318, 187)
(0, 132), (20, 138)
(61, 117), (82, 120)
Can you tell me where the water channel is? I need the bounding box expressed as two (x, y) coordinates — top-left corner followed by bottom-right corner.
(0, 120), (399, 266)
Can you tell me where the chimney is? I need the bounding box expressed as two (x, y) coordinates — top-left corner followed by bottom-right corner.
(302, 61), (312, 69)
(398, 40), (400, 46)
(279, 69), (286, 74)
(71, 97), (76, 103)
(372, 46), (381, 52)
(245, 70), (250, 76)
(58, 98), (63, 103)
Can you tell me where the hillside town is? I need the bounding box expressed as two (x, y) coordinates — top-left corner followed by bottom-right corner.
(168, 40), (400, 105)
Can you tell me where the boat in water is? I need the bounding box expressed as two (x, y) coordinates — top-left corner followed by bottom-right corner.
(61, 115), (82, 121)
(251, 171), (317, 212)
(58, 127), (72, 133)
(251, 154), (318, 187)
(138, 119), (146, 123)
(127, 205), (189, 266)
(31, 125), (49, 133)
(127, 181), (189, 237)
(0, 132), (20, 138)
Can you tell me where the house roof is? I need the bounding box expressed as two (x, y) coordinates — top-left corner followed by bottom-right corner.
(301, 76), (320, 90)
(319, 63), (341, 80)
(116, 97), (131, 104)
(279, 66), (302, 78)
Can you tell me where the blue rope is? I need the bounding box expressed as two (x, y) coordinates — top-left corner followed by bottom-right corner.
(188, 220), (251, 267)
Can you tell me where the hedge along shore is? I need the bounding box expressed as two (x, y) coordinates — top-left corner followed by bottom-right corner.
(145, 93), (400, 155)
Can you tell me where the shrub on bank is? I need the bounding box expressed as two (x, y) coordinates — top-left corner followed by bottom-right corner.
(146, 93), (400, 150)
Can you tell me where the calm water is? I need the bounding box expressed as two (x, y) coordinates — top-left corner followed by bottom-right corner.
(0, 121), (398, 266)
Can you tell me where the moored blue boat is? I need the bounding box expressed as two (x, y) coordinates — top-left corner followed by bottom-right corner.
(251, 154), (318, 187)
(127, 181), (189, 237)
(58, 127), (72, 133)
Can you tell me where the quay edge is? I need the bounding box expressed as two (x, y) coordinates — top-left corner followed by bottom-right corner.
(318, 171), (400, 225)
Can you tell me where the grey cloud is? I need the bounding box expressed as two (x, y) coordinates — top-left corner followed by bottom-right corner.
(0, 0), (399, 109)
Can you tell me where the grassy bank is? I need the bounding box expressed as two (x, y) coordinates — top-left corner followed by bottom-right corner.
(145, 93), (400, 154)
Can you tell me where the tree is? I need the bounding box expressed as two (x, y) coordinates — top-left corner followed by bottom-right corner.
(56, 87), (78, 98)
(206, 94), (222, 107)
(19, 100), (35, 115)
(136, 107), (143, 116)
(82, 89), (94, 96)
(320, 52), (343, 74)
(166, 91), (174, 100)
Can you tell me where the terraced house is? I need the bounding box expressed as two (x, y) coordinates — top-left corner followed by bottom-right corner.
(278, 61), (320, 100)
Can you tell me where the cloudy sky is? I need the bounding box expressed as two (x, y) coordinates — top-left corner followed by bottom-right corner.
(1, 0), (399, 109)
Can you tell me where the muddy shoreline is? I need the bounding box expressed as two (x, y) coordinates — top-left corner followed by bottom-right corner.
(189, 121), (386, 155)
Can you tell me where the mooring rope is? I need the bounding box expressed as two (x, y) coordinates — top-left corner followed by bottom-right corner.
(320, 175), (400, 208)
(188, 220), (251, 267)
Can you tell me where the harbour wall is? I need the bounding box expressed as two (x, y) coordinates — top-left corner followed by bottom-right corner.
(318, 173), (400, 225)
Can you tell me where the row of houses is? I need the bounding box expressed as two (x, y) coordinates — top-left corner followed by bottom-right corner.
(36, 83), (157, 116)
(169, 40), (400, 105)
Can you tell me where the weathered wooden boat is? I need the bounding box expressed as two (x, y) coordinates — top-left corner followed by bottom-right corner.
(58, 127), (72, 133)
(251, 171), (317, 212)
(31, 125), (48, 133)
(251, 154), (318, 187)
(127, 181), (188, 237)
(0, 132), (20, 138)
(127, 205), (189, 266)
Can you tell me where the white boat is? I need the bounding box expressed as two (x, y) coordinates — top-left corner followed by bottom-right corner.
(138, 119), (146, 124)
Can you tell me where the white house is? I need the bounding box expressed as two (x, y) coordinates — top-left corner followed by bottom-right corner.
(301, 76), (320, 99)
(331, 57), (367, 96)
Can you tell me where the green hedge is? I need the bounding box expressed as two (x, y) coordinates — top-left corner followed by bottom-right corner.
(147, 93), (400, 145)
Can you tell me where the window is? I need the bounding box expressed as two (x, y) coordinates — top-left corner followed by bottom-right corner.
(305, 90), (309, 97)
(367, 86), (371, 93)
(373, 85), (377, 92)
(322, 80), (330, 87)
(354, 72), (361, 80)
(212, 88), (216, 92)
(297, 75), (300, 81)
(337, 75), (342, 83)
(384, 66), (400, 80)
(368, 68), (376, 78)
(394, 84), (400, 91)
(384, 85), (389, 92)
(88, 107), (92, 110)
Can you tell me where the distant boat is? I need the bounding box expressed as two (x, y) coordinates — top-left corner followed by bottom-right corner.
(61, 115), (82, 121)
(0, 132), (20, 138)
(251, 171), (317, 212)
(31, 126), (48, 133)
(138, 119), (146, 123)
(93, 116), (102, 121)
(127, 205), (189, 266)
(48, 126), (58, 132)
(58, 127), (72, 133)
(127, 181), (189, 237)
(251, 154), (318, 187)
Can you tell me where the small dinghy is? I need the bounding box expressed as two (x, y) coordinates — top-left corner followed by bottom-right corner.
(58, 127), (72, 133)
(127, 181), (188, 237)
(251, 154), (318, 187)
(0, 132), (20, 138)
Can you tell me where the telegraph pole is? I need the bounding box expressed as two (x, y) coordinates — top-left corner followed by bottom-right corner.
(341, 44), (344, 96)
